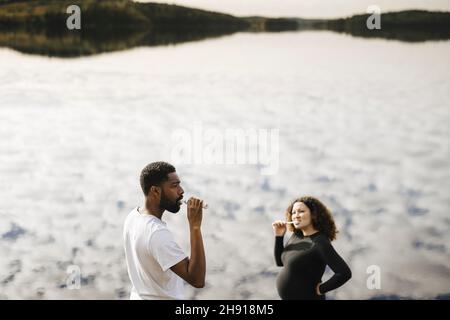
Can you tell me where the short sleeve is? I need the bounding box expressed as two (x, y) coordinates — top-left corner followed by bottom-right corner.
(148, 229), (188, 272)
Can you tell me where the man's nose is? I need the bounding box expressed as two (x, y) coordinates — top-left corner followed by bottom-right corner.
(179, 186), (184, 195)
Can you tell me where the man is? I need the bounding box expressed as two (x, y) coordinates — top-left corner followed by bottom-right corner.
(123, 161), (206, 299)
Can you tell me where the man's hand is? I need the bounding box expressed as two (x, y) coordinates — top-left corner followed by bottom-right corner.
(170, 196), (206, 288)
(187, 197), (203, 230)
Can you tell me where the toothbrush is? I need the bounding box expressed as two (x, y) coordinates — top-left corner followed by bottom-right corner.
(182, 200), (209, 209)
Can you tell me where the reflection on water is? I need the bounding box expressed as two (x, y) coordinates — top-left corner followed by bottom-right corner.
(0, 29), (240, 57)
(2, 24), (450, 57)
(304, 10), (450, 43)
(1, 5), (450, 57)
(0, 31), (449, 300)
(0, 0), (251, 57)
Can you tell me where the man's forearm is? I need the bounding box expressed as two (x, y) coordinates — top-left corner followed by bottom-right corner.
(187, 226), (206, 287)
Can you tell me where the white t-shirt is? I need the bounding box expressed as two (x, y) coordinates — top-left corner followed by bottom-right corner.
(123, 207), (188, 300)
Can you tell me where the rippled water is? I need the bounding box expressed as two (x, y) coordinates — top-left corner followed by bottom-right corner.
(0, 31), (449, 299)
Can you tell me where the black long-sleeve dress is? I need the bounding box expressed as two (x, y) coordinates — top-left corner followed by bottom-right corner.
(274, 231), (351, 300)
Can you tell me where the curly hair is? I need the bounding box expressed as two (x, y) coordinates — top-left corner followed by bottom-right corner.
(285, 196), (338, 241)
(140, 161), (176, 196)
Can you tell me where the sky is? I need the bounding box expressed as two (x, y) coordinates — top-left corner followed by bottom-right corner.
(136, 0), (450, 18)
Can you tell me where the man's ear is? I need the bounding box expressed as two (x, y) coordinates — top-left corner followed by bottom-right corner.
(150, 185), (161, 197)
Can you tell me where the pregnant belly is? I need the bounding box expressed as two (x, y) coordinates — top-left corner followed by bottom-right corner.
(276, 268), (322, 300)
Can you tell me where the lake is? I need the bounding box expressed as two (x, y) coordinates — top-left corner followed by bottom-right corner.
(0, 30), (449, 299)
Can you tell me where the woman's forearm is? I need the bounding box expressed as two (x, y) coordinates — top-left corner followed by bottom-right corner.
(274, 236), (284, 266)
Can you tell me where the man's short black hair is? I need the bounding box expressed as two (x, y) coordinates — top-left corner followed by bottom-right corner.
(140, 161), (176, 196)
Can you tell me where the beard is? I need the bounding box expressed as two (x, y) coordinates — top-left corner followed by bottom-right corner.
(159, 190), (182, 214)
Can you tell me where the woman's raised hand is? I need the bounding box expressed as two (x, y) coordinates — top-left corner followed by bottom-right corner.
(272, 220), (287, 236)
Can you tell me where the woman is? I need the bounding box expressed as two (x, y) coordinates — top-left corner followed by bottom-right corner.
(272, 196), (351, 300)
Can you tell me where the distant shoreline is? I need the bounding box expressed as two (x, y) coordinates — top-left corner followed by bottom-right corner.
(1, 0), (449, 34)
(1, 0), (450, 57)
